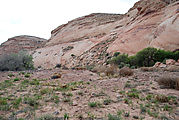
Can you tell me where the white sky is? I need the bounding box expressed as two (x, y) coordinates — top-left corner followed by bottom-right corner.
(0, 0), (139, 44)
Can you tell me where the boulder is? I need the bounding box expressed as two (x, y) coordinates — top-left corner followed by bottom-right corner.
(166, 59), (176, 65)
(159, 63), (167, 68)
(154, 62), (162, 67)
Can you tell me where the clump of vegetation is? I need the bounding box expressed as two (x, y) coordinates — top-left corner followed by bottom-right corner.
(34, 114), (58, 120)
(64, 113), (69, 120)
(24, 73), (30, 78)
(11, 97), (22, 109)
(155, 94), (169, 103)
(91, 65), (107, 73)
(103, 98), (112, 105)
(0, 51), (34, 71)
(157, 75), (179, 90)
(40, 88), (52, 95)
(0, 80), (14, 90)
(13, 77), (20, 81)
(105, 65), (118, 76)
(51, 95), (60, 104)
(119, 67), (133, 77)
(108, 47), (179, 68)
(24, 97), (39, 108)
(8, 73), (14, 77)
(127, 88), (140, 99)
(30, 79), (40, 85)
(109, 53), (129, 68)
(88, 102), (101, 108)
(0, 97), (10, 111)
(108, 114), (121, 120)
(62, 97), (71, 103)
(88, 102), (98, 108)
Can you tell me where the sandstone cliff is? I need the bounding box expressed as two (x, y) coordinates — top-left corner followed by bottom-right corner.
(0, 0), (178, 69)
(0, 35), (47, 55)
(32, 0), (179, 69)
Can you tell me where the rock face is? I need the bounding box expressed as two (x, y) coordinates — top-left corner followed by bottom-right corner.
(1, 0), (179, 69)
(0, 35), (47, 55)
(32, 0), (179, 69)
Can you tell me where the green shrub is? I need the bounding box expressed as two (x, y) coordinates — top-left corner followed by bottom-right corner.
(14, 77), (20, 81)
(113, 52), (120, 57)
(24, 73), (30, 78)
(135, 47), (158, 67)
(109, 54), (129, 65)
(0, 51), (34, 71)
(108, 47), (179, 68)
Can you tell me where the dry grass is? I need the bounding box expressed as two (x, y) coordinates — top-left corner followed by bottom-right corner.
(104, 65), (118, 76)
(91, 65), (106, 73)
(119, 67), (133, 77)
(157, 75), (179, 90)
(155, 94), (169, 103)
(92, 65), (119, 76)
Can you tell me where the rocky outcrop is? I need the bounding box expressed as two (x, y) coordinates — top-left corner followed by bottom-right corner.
(1, 0), (178, 69)
(47, 13), (124, 46)
(0, 35), (47, 55)
(32, 0), (179, 69)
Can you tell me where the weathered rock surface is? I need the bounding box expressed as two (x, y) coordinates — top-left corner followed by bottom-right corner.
(32, 0), (179, 69)
(0, 0), (179, 69)
(0, 35), (47, 55)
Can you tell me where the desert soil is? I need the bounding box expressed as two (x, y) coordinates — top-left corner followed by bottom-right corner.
(0, 69), (179, 120)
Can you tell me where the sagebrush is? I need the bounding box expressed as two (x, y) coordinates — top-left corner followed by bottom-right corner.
(0, 51), (34, 71)
(157, 75), (179, 90)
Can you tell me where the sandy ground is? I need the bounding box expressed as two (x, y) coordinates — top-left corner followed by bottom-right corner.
(0, 69), (179, 120)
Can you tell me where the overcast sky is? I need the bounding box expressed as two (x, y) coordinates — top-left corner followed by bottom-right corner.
(0, 0), (139, 44)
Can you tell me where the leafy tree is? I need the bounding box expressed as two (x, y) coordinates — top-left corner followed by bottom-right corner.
(108, 47), (179, 68)
(135, 47), (158, 67)
(109, 54), (129, 65)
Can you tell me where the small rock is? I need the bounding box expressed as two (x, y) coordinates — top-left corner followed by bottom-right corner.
(159, 63), (167, 68)
(116, 94), (123, 99)
(154, 62), (161, 67)
(166, 59), (176, 65)
(73, 101), (78, 106)
(53, 111), (60, 115)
